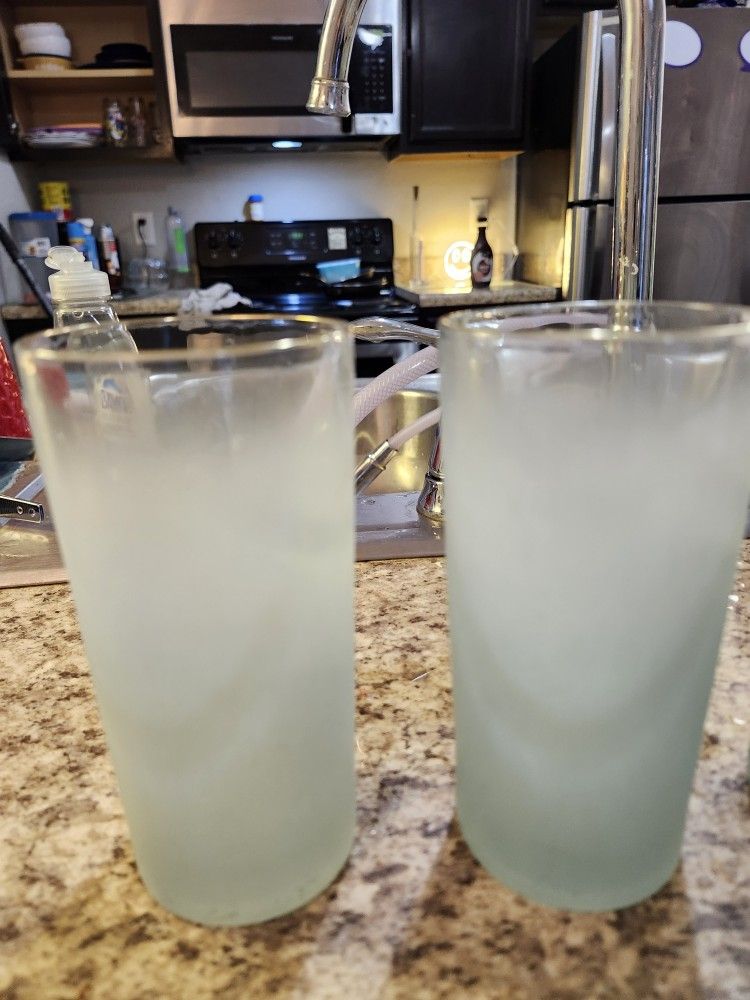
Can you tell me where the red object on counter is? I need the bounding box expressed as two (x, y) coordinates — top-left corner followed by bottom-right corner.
(0, 340), (32, 439)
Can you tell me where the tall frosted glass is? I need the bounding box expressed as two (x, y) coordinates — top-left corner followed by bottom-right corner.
(439, 301), (750, 911)
(17, 316), (356, 926)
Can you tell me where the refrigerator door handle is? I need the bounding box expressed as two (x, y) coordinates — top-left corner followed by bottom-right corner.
(570, 12), (602, 204)
(563, 207), (589, 301)
(599, 30), (618, 202)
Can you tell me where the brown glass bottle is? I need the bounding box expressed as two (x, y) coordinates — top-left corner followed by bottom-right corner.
(471, 217), (494, 289)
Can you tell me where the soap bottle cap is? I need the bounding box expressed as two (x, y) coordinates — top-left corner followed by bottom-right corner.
(45, 245), (111, 302)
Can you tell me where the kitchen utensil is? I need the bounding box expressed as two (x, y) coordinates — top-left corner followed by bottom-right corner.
(16, 314), (356, 926)
(439, 299), (750, 912)
(20, 55), (71, 71)
(0, 494), (44, 522)
(99, 42), (150, 61)
(18, 34), (71, 57)
(0, 322), (34, 461)
(14, 22), (65, 42)
(0, 221), (54, 320)
(316, 258), (361, 284)
(82, 42), (152, 69)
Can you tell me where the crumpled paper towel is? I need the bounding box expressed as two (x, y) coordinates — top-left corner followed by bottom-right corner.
(179, 282), (253, 313)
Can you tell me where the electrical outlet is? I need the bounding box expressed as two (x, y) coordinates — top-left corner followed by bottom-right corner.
(469, 197), (490, 230)
(132, 211), (156, 247)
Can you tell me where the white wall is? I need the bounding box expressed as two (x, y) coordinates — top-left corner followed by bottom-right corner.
(34, 151), (517, 279)
(0, 154), (34, 304)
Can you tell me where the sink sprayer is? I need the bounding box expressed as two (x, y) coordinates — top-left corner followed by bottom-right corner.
(352, 312), (610, 517)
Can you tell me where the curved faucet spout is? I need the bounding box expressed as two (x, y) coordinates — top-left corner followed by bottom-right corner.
(308, 0), (665, 302)
(307, 0), (369, 116)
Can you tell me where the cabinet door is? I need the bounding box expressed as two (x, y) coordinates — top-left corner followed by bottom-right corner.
(406, 0), (531, 149)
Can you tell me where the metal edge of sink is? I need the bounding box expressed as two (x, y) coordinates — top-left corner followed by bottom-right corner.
(355, 373), (443, 562)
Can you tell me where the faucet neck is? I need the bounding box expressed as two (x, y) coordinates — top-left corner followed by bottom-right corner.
(613, 0), (666, 300)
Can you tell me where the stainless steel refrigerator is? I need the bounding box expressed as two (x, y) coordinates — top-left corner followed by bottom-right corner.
(518, 7), (750, 302)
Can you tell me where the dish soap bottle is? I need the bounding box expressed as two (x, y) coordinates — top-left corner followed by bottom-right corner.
(46, 245), (133, 342)
(471, 216), (494, 289)
(165, 206), (190, 288)
(46, 246), (142, 430)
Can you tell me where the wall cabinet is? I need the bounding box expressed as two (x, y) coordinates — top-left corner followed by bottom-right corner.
(0, 0), (172, 162)
(396, 0), (532, 156)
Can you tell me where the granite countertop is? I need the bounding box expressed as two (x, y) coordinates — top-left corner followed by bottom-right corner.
(1, 294), (190, 321)
(2, 281), (559, 323)
(394, 280), (558, 309)
(1, 555), (748, 999)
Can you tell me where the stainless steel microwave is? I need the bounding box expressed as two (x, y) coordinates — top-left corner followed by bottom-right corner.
(159, 0), (401, 140)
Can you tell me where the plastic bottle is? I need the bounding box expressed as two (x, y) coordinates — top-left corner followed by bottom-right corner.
(127, 96), (147, 148)
(165, 206), (190, 287)
(46, 245), (134, 348)
(243, 194), (264, 222)
(470, 216), (494, 289)
(96, 223), (123, 294)
(66, 218), (101, 271)
(46, 246), (140, 430)
(102, 97), (127, 147)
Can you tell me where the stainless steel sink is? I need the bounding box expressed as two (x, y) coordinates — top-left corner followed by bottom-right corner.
(355, 375), (443, 561)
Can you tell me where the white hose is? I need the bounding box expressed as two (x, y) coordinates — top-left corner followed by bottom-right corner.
(389, 406), (441, 451)
(352, 310), (609, 428)
(353, 346), (439, 426)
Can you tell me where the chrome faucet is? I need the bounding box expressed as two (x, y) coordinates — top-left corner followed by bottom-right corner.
(326, 0), (665, 519)
(308, 0), (666, 300)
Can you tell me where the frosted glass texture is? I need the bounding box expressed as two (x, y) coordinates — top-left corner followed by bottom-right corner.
(439, 301), (750, 911)
(17, 316), (356, 926)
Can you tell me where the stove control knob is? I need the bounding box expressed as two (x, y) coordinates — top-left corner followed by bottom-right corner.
(206, 230), (224, 251)
(227, 229), (244, 250)
(351, 226), (363, 245)
(371, 227), (383, 244)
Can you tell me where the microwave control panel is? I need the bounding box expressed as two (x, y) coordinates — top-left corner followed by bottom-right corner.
(350, 27), (394, 115)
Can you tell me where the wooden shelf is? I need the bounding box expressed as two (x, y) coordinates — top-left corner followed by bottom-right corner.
(7, 68), (154, 91)
(13, 142), (173, 162)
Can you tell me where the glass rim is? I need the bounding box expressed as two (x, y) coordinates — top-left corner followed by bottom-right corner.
(439, 299), (750, 344)
(14, 312), (350, 367)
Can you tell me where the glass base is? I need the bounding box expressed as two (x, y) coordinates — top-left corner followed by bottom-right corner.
(139, 833), (353, 927)
(458, 808), (679, 913)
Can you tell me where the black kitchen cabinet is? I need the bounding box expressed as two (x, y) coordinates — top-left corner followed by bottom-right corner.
(398, 0), (532, 154)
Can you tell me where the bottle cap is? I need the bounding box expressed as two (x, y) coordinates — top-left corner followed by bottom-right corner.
(248, 194), (263, 203)
(45, 245), (110, 302)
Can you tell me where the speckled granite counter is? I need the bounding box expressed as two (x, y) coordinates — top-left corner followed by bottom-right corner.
(1, 294), (189, 322)
(1, 555), (748, 999)
(394, 280), (558, 310)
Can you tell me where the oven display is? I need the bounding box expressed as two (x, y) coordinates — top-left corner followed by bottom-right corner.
(327, 227), (348, 251)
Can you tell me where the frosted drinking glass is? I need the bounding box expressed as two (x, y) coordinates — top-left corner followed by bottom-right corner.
(17, 315), (356, 926)
(439, 301), (750, 911)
